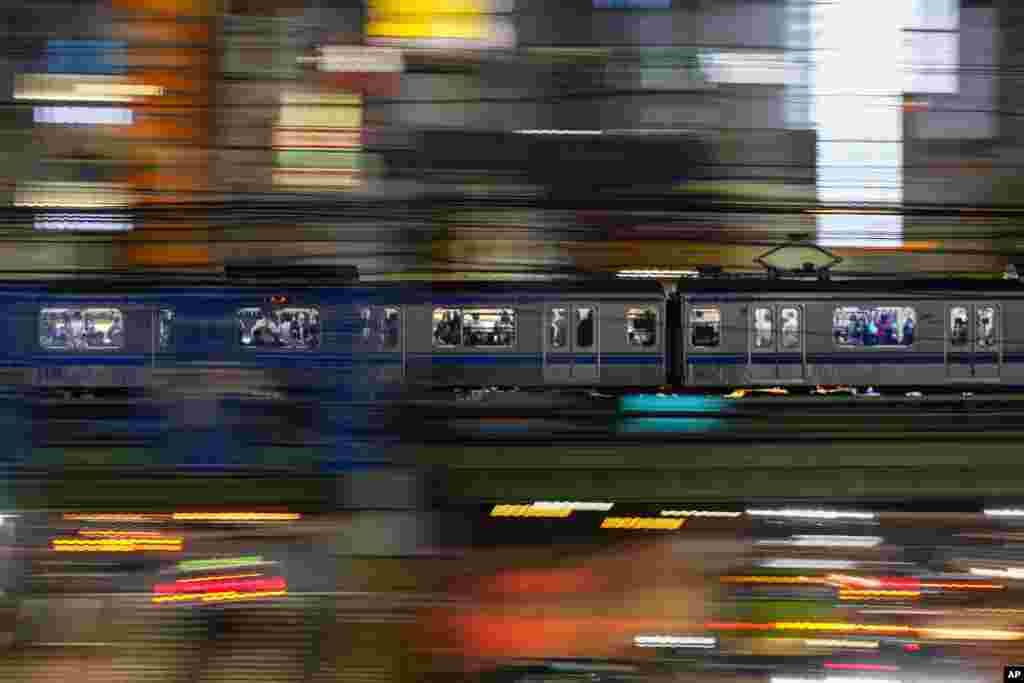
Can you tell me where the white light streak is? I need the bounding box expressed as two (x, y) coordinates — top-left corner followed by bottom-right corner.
(757, 535), (883, 548)
(984, 509), (1024, 517)
(773, 678), (901, 683)
(760, 559), (858, 570)
(617, 269), (698, 279)
(514, 129), (604, 135)
(315, 46), (404, 73)
(530, 501), (614, 511)
(969, 567), (1024, 579)
(634, 635), (716, 649)
(34, 106), (132, 125)
(660, 510), (742, 517)
(747, 508), (876, 520)
(34, 213), (133, 232)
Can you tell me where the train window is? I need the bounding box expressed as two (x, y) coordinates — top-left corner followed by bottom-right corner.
(237, 306), (320, 350)
(360, 307), (373, 343)
(834, 305), (916, 347)
(977, 306), (997, 349)
(950, 306), (968, 346)
(780, 307), (800, 349)
(159, 309), (174, 350)
(39, 307), (124, 350)
(575, 307), (595, 349)
(628, 307), (658, 347)
(462, 308), (516, 348)
(754, 307), (773, 348)
(380, 307), (401, 350)
(433, 308), (462, 347)
(550, 308), (568, 348)
(689, 307), (719, 348)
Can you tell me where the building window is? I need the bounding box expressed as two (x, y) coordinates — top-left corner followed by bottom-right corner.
(689, 307), (719, 348)
(834, 305), (915, 347)
(754, 307), (773, 349)
(39, 307), (124, 350)
(433, 307), (516, 348)
(627, 307), (658, 347)
(238, 307), (320, 349)
(159, 308), (174, 350)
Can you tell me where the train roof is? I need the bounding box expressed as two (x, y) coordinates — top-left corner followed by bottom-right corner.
(676, 274), (1024, 295)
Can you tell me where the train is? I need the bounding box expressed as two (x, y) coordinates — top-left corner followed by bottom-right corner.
(2, 264), (1024, 398)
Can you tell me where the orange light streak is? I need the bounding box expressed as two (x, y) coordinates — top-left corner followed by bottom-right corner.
(172, 512), (300, 522)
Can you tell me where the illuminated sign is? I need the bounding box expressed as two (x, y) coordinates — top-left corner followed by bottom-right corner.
(16, 75), (164, 103)
(368, 0), (514, 48)
(314, 46), (404, 74)
(46, 40), (126, 76)
(34, 106), (133, 125)
(601, 516), (684, 530)
(35, 213), (133, 232)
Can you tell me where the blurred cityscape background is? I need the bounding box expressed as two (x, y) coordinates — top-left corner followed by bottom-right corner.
(1, 0), (1022, 277)
(4, 1), (1024, 683)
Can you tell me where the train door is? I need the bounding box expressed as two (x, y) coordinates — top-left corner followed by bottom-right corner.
(749, 303), (806, 382)
(946, 303), (1001, 381)
(543, 303), (599, 384)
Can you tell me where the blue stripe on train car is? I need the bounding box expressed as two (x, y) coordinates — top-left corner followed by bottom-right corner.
(408, 353), (542, 367)
(546, 354), (598, 364)
(30, 355), (149, 366)
(809, 353), (945, 365)
(599, 354), (663, 365)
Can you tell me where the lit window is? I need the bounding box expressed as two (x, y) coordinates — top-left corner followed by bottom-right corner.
(754, 307), (773, 348)
(976, 306), (996, 349)
(39, 307), (124, 350)
(549, 307), (568, 349)
(159, 309), (174, 350)
(575, 307), (595, 349)
(380, 307), (401, 350)
(627, 307), (658, 347)
(950, 306), (968, 347)
(238, 307), (320, 350)
(462, 308), (516, 348)
(780, 307), (800, 349)
(432, 308), (461, 348)
(833, 306), (916, 347)
(433, 308), (516, 348)
(689, 307), (719, 348)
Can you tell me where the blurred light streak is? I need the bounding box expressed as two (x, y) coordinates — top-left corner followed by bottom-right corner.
(601, 516), (684, 530)
(176, 573), (263, 583)
(314, 46), (404, 73)
(530, 501), (614, 511)
(154, 576), (283, 595)
(825, 663), (900, 672)
(171, 512), (300, 522)
(490, 504), (572, 518)
(34, 106), (133, 125)
(634, 635), (716, 648)
(52, 537), (182, 552)
(65, 513), (167, 523)
(34, 213), (133, 232)
(721, 576), (821, 585)
(617, 269), (698, 278)
(757, 535), (883, 548)
(760, 560), (858, 570)
(175, 556), (271, 573)
(839, 590), (920, 600)
(15, 75), (163, 102)
(773, 678), (901, 683)
(747, 508), (875, 520)
(515, 129), (604, 135)
(15, 183), (134, 209)
(153, 589), (287, 604)
(79, 530), (165, 538)
(710, 621), (1024, 640)
(661, 510), (742, 517)
(969, 567), (1024, 579)
(983, 509), (1024, 517)
(805, 639), (879, 649)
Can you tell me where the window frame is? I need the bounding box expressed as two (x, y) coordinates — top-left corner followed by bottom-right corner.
(832, 304), (917, 349)
(431, 306), (519, 350)
(236, 305), (322, 351)
(626, 305), (660, 349)
(688, 305), (721, 349)
(38, 306), (126, 352)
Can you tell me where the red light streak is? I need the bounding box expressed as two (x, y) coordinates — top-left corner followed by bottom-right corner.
(154, 576), (285, 595)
